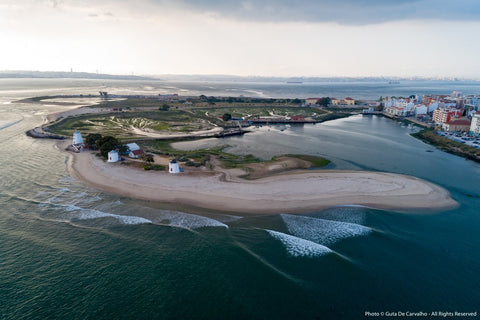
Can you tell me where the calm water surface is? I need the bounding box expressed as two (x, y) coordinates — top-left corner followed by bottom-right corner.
(1, 79), (479, 319)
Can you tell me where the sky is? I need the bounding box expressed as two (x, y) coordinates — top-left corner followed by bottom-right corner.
(1, 0), (480, 78)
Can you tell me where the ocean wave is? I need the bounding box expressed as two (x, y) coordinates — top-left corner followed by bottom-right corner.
(69, 206), (152, 225)
(37, 201), (152, 226)
(266, 229), (332, 257)
(281, 214), (371, 246)
(152, 211), (228, 229)
(75, 209), (152, 225)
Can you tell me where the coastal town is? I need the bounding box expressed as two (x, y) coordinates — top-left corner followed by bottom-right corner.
(380, 92), (480, 140)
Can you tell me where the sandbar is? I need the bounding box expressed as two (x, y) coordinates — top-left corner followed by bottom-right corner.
(67, 148), (458, 214)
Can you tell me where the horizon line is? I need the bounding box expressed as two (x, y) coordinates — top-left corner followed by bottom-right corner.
(1, 69), (479, 81)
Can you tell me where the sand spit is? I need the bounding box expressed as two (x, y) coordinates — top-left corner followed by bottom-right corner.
(67, 149), (458, 215)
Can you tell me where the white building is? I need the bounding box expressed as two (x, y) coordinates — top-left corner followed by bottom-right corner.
(384, 106), (407, 117)
(129, 149), (145, 159)
(169, 159), (180, 173)
(72, 130), (83, 145)
(72, 130), (84, 152)
(470, 114), (480, 136)
(305, 98), (321, 105)
(126, 143), (140, 152)
(107, 150), (119, 163)
(414, 105), (428, 116)
(428, 102), (439, 113)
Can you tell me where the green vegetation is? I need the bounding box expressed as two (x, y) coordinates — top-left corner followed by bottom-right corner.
(85, 133), (102, 149)
(222, 113), (232, 121)
(95, 135), (127, 158)
(317, 97), (331, 108)
(47, 109), (215, 138)
(41, 95), (343, 168)
(141, 139), (258, 168)
(411, 129), (480, 163)
(141, 139), (331, 171)
(196, 106), (324, 119)
(276, 154), (331, 167)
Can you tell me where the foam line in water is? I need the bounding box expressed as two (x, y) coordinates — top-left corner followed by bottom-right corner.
(153, 211), (228, 229)
(281, 214), (371, 246)
(43, 202), (152, 225)
(266, 229), (332, 257)
(76, 208), (152, 225)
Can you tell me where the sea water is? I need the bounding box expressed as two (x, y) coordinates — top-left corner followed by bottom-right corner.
(1, 79), (479, 319)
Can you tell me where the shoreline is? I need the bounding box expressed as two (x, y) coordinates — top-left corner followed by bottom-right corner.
(65, 142), (458, 215)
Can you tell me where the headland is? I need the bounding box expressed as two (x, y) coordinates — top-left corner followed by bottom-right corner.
(25, 94), (458, 214)
(66, 141), (458, 214)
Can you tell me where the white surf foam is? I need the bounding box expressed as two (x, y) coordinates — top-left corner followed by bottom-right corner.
(153, 211), (228, 229)
(75, 207), (152, 225)
(266, 229), (332, 257)
(46, 203), (152, 225)
(317, 206), (366, 225)
(281, 214), (371, 246)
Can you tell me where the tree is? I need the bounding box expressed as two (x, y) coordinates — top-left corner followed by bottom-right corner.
(96, 136), (121, 158)
(317, 97), (331, 107)
(85, 133), (102, 149)
(143, 154), (154, 164)
(118, 144), (129, 155)
(159, 104), (169, 111)
(222, 113), (232, 121)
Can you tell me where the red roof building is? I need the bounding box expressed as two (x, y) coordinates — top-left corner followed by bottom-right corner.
(129, 149), (145, 159)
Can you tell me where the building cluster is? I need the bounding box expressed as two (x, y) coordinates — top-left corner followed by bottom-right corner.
(383, 92), (480, 136)
(331, 97), (355, 106)
(71, 132), (181, 174)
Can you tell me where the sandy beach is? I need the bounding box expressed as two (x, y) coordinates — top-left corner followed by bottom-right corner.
(66, 145), (458, 214)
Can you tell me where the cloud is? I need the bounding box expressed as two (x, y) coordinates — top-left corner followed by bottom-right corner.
(160, 0), (480, 25)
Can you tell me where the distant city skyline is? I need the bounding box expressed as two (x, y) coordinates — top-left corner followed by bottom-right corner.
(1, 0), (480, 78)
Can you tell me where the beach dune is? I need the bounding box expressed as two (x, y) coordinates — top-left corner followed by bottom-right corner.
(68, 151), (458, 214)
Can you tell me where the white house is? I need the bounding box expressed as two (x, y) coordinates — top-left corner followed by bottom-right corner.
(107, 150), (119, 163)
(126, 143), (140, 152)
(129, 149), (145, 159)
(169, 159), (180, 173)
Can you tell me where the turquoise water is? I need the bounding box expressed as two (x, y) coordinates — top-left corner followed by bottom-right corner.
(1, 79), (480, 319)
